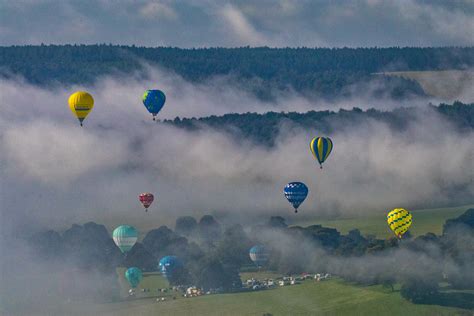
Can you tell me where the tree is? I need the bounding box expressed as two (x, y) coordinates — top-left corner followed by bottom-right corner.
(441, 209), (474, 289)
(123, 243), (156, 271)
(61, 222), (122, 273)
(443, 208), (474, 235)
(192, 257), (240, 291)
(216, 224), (252, 266)
(175, 216), (198, 237)
(142, 226), (176, 256)
(142, 225), (202, 264)
(198, 215), (222, 244)
(401, 278), (439, 304)
(167, 266), (192, 286)
(381, 278), (396, 292)
(267, 216), (288, 228)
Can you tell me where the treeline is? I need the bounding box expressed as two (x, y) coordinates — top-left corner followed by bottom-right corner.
(2, 45), (473, 99)
(166, 102), (474, 147)
(30, 209), (474, 304)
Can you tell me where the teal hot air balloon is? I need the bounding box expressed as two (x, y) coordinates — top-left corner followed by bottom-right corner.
(142, 89), (166, 120)
(113, 225), (138, 253)
(125, 267), (143, 288)
(249, 245), (269, 267)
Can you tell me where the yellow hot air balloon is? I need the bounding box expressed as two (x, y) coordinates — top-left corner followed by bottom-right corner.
(387, 208), (412, 238)
(68, 91), (94, 126)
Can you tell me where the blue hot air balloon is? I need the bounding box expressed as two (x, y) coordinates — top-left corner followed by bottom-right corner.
(283, 182), (309, 213)
(142, 89), (166, 120)
(249, 245), (269, 267)
(158, 256), (182, 280)
(125, 267), (143, 288)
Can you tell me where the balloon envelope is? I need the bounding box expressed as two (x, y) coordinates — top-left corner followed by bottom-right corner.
(125, 267), (142, 288)
(249, 245), (269, 267)
(158, 256), (183, 279)
(284, 182), (308, 212)
(113, 225), (138, 253)
(158, 256), (182, 280)
(139, 193), (154, 210)
(68, 91), (94, 126)
(142, 90), (166, 118)
(310, 137), (333, 168)
(387, 208), (412, 238)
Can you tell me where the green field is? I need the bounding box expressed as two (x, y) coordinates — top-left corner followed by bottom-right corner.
(67, 277), (471, 316)
(14, 204), (473, 316)
(89, 250), (473, 316)
(293, 204), (474, 239)
(374, 70), (474, 100)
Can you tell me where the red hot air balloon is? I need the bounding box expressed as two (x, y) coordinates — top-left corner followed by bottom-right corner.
(139, 193), (154, 212)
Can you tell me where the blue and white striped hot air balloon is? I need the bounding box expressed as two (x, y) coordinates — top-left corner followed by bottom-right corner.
(284, 182), (309, 213)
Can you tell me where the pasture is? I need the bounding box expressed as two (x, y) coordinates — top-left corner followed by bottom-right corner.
(80, 276), (470, 315)
(374, 70), (474, 100)
(293, 204), (473, 238)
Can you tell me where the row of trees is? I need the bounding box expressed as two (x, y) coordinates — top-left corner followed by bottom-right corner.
(166, 102), (474, 147)
(29, 209), (474, 300)
(3, 45), (473, 99)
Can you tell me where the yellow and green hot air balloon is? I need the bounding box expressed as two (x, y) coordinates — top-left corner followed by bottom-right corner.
(387, 208), (412, 238)
(310, 137), (333, 169)
(68, 91), (94, 126)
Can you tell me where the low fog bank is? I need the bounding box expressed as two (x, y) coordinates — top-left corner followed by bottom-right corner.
(1, 209), (473, 315)
(1, 72), (473, 234)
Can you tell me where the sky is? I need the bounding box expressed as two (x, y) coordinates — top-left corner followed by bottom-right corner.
(1, 0), (473, 47)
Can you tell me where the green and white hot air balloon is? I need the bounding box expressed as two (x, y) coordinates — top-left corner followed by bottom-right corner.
(112, 225), (138, 253)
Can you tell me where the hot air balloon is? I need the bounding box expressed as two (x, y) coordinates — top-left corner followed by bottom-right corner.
(249, 245), (269, 267)
(125, 267), (143, 288)
(139, 193), (154, 212)
(158, 256), (182, 280)
(113, 225), (138, 253)
(68, 91), (94, 126)
(284, 182), (308, 213)
(142, 90), (166, 120)
(387, 208), (412, 239)
(310, 137), (333, 169)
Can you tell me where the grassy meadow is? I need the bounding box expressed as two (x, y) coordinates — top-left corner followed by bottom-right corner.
(79, 277), (471, 316)
(292, 204), (474, 239)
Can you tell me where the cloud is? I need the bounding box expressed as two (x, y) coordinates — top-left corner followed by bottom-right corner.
(219, 4), (269, 46)
(139, 1), (178, 21)
(3, 121), (127, 184)
(0, 67), (473, 235)
(0, 0), (473, 47)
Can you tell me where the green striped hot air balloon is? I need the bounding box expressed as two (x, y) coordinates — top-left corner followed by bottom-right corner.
(113, 225), (138, 253)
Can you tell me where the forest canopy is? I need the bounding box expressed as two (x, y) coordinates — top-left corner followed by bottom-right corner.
(1, 45), (472, 100)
